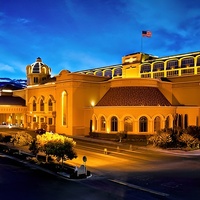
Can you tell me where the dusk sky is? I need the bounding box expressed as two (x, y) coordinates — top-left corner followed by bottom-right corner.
(0, 0), (200, 79)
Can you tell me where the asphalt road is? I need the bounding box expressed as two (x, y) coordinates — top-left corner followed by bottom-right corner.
(0, 156), (124, 200)
(67, 139), (200, 200)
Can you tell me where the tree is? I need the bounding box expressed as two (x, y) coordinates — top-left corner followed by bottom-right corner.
(29, 139), (39, 157)
(36, 132), (77, 166)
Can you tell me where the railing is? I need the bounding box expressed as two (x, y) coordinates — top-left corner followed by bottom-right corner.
(140, 66), (200, 79)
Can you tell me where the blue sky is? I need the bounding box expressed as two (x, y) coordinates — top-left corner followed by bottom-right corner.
(0, 0), (200, 79)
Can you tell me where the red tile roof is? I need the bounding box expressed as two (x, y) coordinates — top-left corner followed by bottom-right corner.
(96, 87), (171, 106)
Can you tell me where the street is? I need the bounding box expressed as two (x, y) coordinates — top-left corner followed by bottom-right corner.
(67, 138), (200, 200)
(0, 134), (200, 199)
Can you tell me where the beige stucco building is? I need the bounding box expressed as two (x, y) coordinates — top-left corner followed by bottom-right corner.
(1, 51), (200, 136)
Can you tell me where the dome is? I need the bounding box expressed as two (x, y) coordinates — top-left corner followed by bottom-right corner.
(31, 57), (45, 73)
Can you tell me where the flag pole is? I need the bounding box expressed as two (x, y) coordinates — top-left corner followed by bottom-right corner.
(141, 35), (143, 52)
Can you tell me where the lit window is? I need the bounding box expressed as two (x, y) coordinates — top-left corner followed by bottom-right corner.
(111, 116), (118, 132)
(139, 116), (148, 132)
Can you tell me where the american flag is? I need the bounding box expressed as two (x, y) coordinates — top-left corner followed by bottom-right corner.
(142, 31), (152, 37)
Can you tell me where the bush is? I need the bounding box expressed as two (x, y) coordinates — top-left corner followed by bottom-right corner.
(148, 132), (172, 148)
(179, 133), (199, 148)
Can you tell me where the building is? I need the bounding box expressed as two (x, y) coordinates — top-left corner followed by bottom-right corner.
(1, 51), (200, 136)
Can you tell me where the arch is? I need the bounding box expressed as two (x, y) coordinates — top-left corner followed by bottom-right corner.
(154, 116), (161, 132)
(124, 116), (133, 132)
(114, 68), (122, 76)
(140, 63), (151, 73)
(61, 90), (68, 126)
(48, 99), (53, 111)
(33, 99), (37, 111)
(139, 116), (148, 132)
(95, 71), (103, 76)
(93, 115), (97, 131)
(180, 56), (194, 68)
(166, 59), (179, 69)
(165, 115), (174, 129)
(104, 69), (112, 77)
(152, 61), (164, 71)
(100, 116), (106, 131)
(40, 99), (44, 111)
(28, 96), (37, 104)
(111, 116), (118, 132)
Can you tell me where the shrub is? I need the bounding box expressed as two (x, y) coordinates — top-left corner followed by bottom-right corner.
(179, 133), (199, 148)
(148, 132), (172, 148)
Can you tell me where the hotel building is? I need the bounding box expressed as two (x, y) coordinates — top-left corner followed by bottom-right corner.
(1, 51), (200, 136)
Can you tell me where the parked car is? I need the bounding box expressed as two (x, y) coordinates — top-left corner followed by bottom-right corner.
(35, 129), (46, 135)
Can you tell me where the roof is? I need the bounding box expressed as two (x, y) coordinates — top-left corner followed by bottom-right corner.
(0, 96), (26, 106)
(96, 86), (171, 106)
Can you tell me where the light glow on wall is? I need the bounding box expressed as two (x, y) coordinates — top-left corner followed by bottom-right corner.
(91, 100), (95, 107)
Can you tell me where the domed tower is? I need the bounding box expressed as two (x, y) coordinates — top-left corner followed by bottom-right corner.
(26, 57), (51, 86)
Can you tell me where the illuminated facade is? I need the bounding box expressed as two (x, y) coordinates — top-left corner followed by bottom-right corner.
(1, 51), (200, 136)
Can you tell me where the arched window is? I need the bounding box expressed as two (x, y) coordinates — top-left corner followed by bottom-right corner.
(96, 71), (103, 76)
(197, 56), (200, 66)
(181, 57), (194, 67)
(104, 70), (112, 77)
(124, 116), (133, 132)
(165, 116), (170, 129)
(111, 116), (118, 132)
(154, 116), (161, 132)
(153, 62), (164, 71)
(100, 116), (106, 131)
(184, 114), (188, 129)
(62, 91), (68, 126)
(48, 99), (53, 111)
(33, 100), (36, 111)
(114, 68), (122, 76)
(139, 116), (148, 132)
(40, 99), (44, 111)
(166, 60), (178, 69)
(94, 116), (97, 131)
(140, 64), (151, 72)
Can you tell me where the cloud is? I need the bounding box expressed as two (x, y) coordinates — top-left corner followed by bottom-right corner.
(0, 63), (15, 73)
(16, 18), (30, 24)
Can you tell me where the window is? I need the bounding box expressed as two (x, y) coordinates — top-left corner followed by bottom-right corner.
(184, 114), (188, 129)
(181, 57), (194, 67)
(153, 62), (164, 71)
(62, 91), (68, 126)
(96, 71), (103, 76)
(40, 99), (44, 111)
(111, 116), (118, 132)
(197, 56), (200, 66)
(33, 100), (36, 111)
(140, 64), (151, 73)
(124, 116), (133, 132)
(114, 68), (122, 76)
(48, 99), (53, 111)
(165, 116), (170, 129)
(100, 116), (106, 131)
(104, 70), (112, 77)
(166, 60), (178, 69)
(34, 77), (38, 83)
(48, 118), (53, 125)
(139, 116), (148, 132)
(40, 118), (44, 123)
(33, 117), (37, 122)
(154, 116), (161, 132)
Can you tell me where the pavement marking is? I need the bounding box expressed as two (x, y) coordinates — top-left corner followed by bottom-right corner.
(109, 179), (169, 197)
